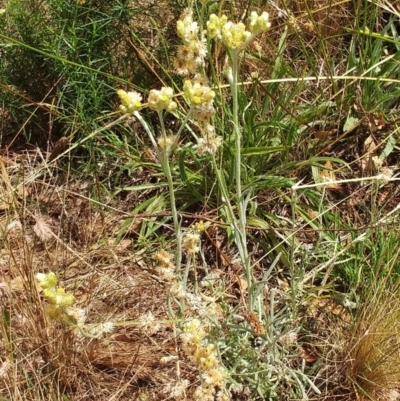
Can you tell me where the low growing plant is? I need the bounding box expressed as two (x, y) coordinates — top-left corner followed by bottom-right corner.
(113, 5), (323, 399)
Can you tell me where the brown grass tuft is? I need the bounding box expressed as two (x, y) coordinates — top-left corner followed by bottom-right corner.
(345, 287), (400, 400)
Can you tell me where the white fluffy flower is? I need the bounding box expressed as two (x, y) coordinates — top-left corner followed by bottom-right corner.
(197, 125), (223, 156)
(137, 311), (161, 335)
(177, 8), (199, 42)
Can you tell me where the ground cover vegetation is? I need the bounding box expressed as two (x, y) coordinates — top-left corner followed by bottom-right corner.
(1, 0), (400, 400)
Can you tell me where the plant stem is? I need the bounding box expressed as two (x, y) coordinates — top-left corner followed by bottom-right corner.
(134, 111), (158, 149)
(135, 110), (182, 274)
(158, 111), (182, 274)
(229, 50), (252, 304)
(231, 51), (242, 200)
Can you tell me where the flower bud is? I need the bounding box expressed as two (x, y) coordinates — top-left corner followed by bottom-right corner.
(249, 11), (271, 35)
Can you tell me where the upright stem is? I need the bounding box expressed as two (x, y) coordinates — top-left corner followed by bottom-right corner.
(158, 111), (182, 274)
(230, 50), (252, 304)
(231, 51), (241, 200)
(135, 110), (182, 274)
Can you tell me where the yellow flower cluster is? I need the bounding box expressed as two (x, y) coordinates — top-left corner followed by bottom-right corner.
(44, 287), (75, 308)
(36, 272), (76, 322)
(148, 87), (177, 112)
(183, 78), (215, 107)
(207, 11), (271, 50)
(181, 319), (229, 401)
(173, 8), (223, 156)
(249, 11), (271, 34)
(221, 21), (251, 50)
(192, 220), (205, 233)
(36, 271), (58, 289)
(183, 75), (222, 156)
(154, 249), (174, 268)
(36, 272), (75, 308)
(37, 272), (114, 337)
(206, 14), (228, 40)
(117, 89), (142, 113)
(117, 86), (176, 119)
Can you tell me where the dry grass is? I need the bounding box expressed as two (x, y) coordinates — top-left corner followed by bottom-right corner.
(344, 286), (400, 401)
(0, 149), (187, 401)
(291, 286), (400, 401)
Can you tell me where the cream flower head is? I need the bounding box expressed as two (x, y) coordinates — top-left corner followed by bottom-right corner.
(221, 21), (251, 50)
(183, 78), (215, 106)
(177, 8), (199, 43)
(249, 11), (271, 35)
(148, 87), (177, 112)
(207, 14), (228, 40)
(117, 89), (142, 113)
